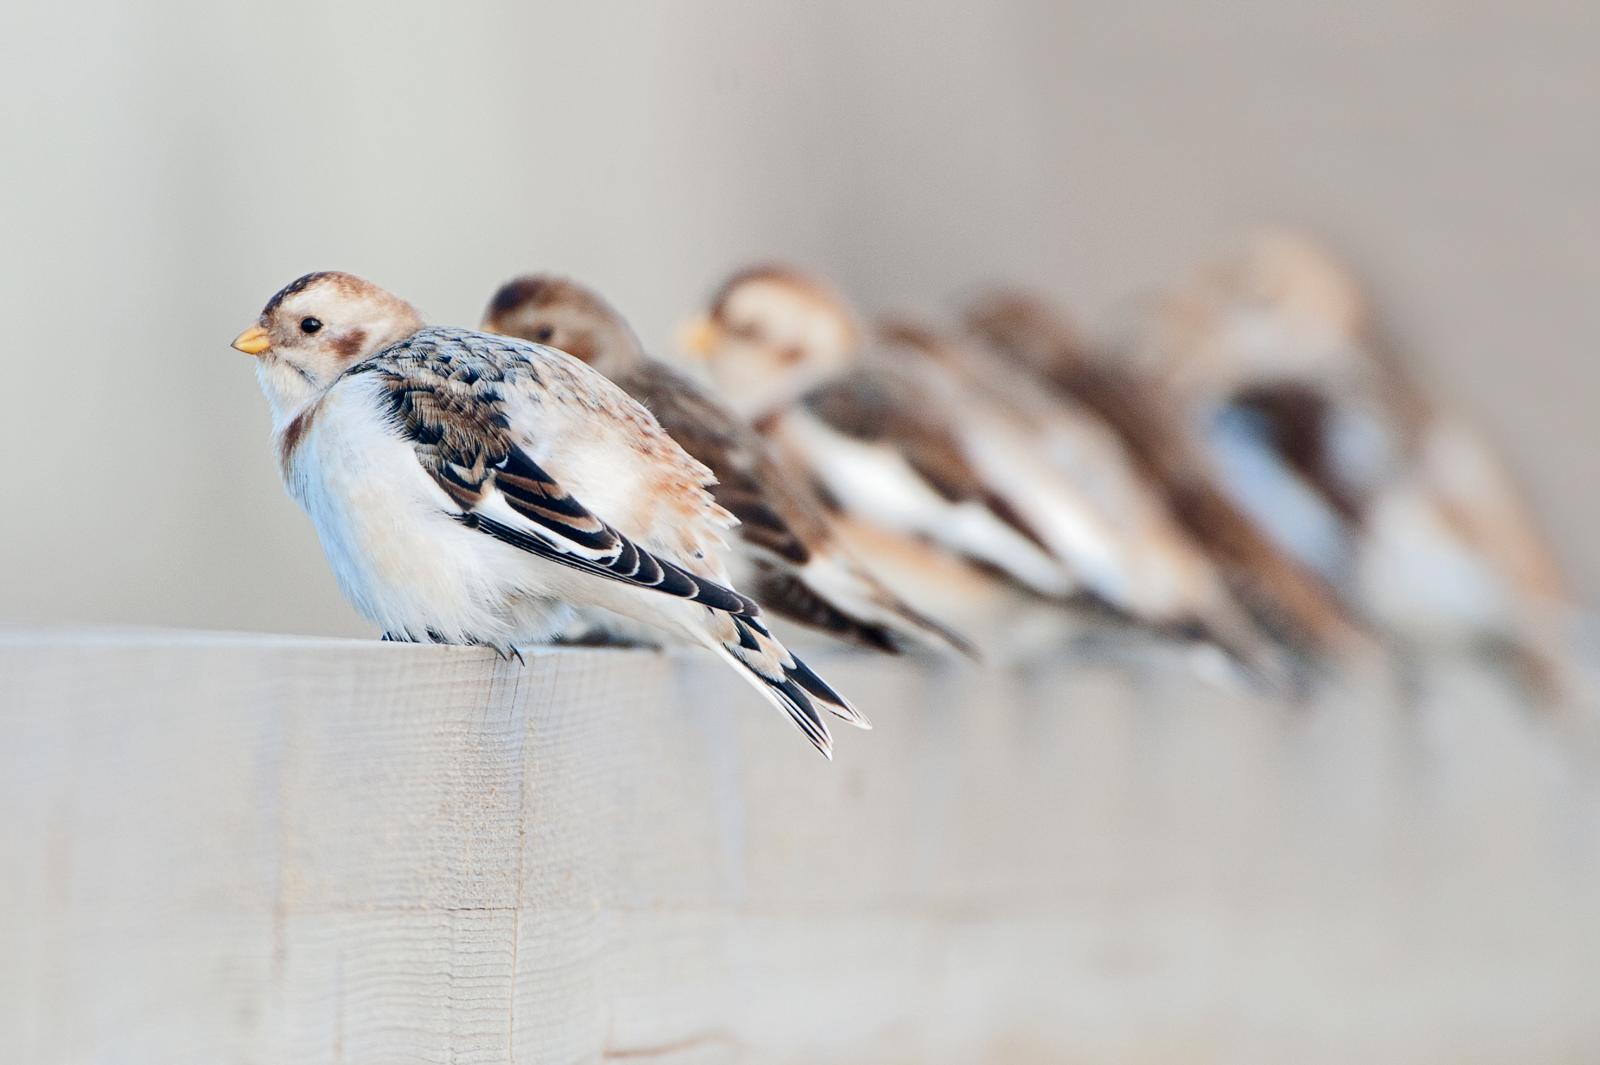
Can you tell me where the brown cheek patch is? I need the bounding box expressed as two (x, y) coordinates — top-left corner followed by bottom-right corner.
(333, 329), (368, 358)
(558, 333), (596, 363)
(278, 403), (318, 475)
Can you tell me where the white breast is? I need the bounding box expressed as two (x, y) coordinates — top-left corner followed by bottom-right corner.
(1358, 479), (1512, 641)
(280, 378), (564, 645)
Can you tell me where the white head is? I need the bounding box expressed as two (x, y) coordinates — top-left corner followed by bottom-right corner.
(1230, 228), (1370, 343)
(232, 271), (424, 422)
(481, 274), (645, 379)
(1172, 230), (1376, 394)
(681, 265), (860, 419)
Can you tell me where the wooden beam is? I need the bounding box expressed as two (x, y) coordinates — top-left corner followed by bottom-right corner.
(1, 630), (1597, 1062)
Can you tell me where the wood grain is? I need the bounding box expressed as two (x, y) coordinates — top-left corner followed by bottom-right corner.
(2, 629), (1598, 1063)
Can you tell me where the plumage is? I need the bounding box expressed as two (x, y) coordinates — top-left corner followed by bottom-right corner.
(881, 318), (1288, 682)
(684, 266), (1101, 616)
(965, 287), (1372, 664)
(779, 357), (1083, 600)
(350, 333), (758, 615)
(802, 364), (1060, 558)
(482, 274), (974, 659)
(688, 265), (1322, 683)
(1137, 229), (1574, 687)
(235, 271), (864, 758)
(821, 511), (1086, 664)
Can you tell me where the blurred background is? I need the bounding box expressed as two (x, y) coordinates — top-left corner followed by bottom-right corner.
(1, 0), (1594, 638)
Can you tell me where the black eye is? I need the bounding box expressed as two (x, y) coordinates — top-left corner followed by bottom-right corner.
(300, 317), (323, 334)
(531, 325), (555, 343)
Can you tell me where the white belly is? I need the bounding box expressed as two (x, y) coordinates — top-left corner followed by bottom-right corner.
(283, 385), (570, 646)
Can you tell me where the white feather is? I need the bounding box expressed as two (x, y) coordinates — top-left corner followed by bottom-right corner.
(285, 381), (574, 645)
(774, 408), (1076, 598)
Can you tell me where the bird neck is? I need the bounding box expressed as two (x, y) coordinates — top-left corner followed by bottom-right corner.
(257, 357), (328, 433)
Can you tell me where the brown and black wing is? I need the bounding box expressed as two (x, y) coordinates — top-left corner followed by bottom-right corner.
(970, 312), (1365, 656)
(621, 362), (818, 566)
(624, 364), (979, 657)
(352, 350), (758, 616)
(804, 367), (1058, 555)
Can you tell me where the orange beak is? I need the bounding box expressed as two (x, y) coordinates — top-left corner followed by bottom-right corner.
(676, 314), (719, 360)
(231, 324), (271, 356)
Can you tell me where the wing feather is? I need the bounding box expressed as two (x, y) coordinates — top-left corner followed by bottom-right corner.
(805, 365), (1060, 555)
(620, 362), (816, 565)
(351, 330), (759, 616)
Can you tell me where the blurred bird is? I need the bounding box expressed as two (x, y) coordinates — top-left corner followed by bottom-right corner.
(965, 287), (1372, 665)
(819, 509), (1083, 664)
(231, 270), (863, 757)
(482, 273), (974, 659)
(683, 266), (1084, 608)
(881, 317), (1286, 681)
(1141, 228), (1574, 685)
(685, 266), (1299, 683)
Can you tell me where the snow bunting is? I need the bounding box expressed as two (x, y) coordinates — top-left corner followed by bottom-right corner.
(682, 265), (1085, 607)
(1139, 229), (1572, 680)
(965, 287), (1371, 664)
(879, 316), (1287, 681)
(482, 273), (974, 659)
(231, 270), (863, 757)
(688, 267), (1317, 684)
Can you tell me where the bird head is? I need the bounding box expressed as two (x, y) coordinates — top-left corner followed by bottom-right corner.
(482, 274), (644, 378)
(679, 264), (860, 418)
(1230, 228), (1370, 344)
(232, 271), (423, 417)
(962, 289), (1088, 380)
(1153, 229), (1376, 400)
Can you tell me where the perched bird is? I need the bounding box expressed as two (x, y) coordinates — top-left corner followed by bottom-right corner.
(1139, 228), (1403, 583)
(880, 317), (1285, 680)
(965, 287), (1372, 665)
(685, 266), (1307, 682)
(1140, 229), (1573, 685)
(482, 273), (974, 659)
(683, 266), (1085, 607)
(231, 270), (863, 757)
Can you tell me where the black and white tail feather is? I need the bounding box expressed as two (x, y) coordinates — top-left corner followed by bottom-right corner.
(467, 449), (863, 758)
(715, 613), (869, 759)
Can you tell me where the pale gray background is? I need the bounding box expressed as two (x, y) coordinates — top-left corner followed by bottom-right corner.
(1, 1), (1593, 638)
